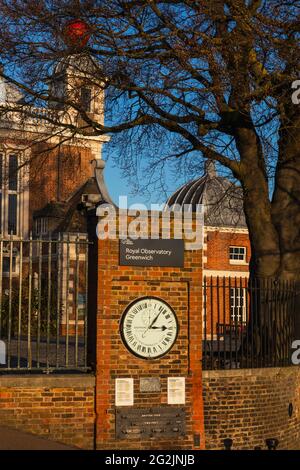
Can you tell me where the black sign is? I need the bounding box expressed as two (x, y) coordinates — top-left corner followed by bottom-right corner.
(115, 407), (186, 440)
(119, 239), (184, 267)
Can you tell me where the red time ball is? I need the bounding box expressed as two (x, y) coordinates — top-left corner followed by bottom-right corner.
(63, 19), (91, 48)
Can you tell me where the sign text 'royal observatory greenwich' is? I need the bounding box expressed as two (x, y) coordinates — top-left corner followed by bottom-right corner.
(119, 238), (184, 267)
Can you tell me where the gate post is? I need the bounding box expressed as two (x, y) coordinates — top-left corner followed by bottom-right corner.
(94, 212), (205, 450)
(86, 208), (98, 372)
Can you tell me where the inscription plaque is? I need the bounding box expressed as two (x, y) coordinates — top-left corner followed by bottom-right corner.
(115, 378), (134, 406)
(140, 378), (161, 393)
(115, 406), (186, 440)
(168, 377), (185, 404)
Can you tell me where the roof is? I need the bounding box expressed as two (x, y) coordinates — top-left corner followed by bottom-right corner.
(33, 201), (67, 219)
(165, 161), (247, 228)
(33, 160), (115, 234)
(33, 177), (103, 233)
(54, 177), (101, 233)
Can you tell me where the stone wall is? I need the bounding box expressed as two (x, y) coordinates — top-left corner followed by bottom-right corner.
(0, 375), (95, 449)
(203, 367), (300, 450)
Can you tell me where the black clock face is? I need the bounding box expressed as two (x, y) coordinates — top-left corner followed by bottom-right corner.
(120, 297), (178, 359)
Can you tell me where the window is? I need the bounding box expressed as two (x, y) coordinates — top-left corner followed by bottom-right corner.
(34, 217), (48, 236)
(77, 293), (86, 320)
(0, 154), (2, 233)
(0, 154), (2, 187)
(8, 194), (17, 234)
(2, 256), (16, 273)
(230, 287), (247, 323)
(8, 154), (18, 190)
(2, 244), (18, 274)
(229, 246), (246, 264)
(80, 87), (92, 112)
(0, 152), (19, 236)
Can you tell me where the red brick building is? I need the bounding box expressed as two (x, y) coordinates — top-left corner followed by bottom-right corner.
(0, 53), (111, 241)
(0, 54), (113, 336)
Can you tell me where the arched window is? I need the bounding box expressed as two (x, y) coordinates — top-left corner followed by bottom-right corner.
(80, 87), (92, 112)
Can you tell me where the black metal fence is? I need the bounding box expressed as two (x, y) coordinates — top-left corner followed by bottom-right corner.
(0, 234), (91, 373)
(202, 276), (299, 370)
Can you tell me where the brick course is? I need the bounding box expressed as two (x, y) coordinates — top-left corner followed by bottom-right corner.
(29, 143), (95, 229)
(205, 230), (251, 271)
(0, 375), (95, 449)
(203, 367), (300, 450)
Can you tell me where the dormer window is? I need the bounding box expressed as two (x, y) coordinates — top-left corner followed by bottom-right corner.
(80, 87), (92, 112)
(34, 217), (48, 236)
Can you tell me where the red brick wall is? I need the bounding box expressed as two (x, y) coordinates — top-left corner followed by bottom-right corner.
(203, 229), (251, 335)
(95, 219), (204, 450)
(29, 143), (93, 229)
(0, 375), (95, 449)
(205, 230), (251, 271)
(203, 367), (300, 450)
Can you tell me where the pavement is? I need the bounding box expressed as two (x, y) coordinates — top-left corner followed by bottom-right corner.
(0, 426), (77, 450)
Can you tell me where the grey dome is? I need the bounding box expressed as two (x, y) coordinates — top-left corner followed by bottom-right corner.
(166, 161), (247, 228)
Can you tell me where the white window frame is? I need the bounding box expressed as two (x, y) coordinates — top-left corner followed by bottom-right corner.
(1, 244), (20, 276)
(230, 287), (247, 323)
(0, 151), (20, 237)
(34, 217), (48, 236)
(229, 246), (247, 265)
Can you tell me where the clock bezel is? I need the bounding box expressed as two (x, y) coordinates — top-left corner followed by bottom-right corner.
(120, 296), (179, 360)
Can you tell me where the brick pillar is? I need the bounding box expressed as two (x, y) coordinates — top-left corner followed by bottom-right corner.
(95, 215), (205, 450)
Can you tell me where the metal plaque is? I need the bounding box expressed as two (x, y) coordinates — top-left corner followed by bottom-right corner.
(115, 406), (186, 439)
(119, 239), (184, 267)
(140, 378), (161, 393)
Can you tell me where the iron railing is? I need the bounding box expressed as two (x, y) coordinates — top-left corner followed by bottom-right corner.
(202, 276), (298, 370)
(0, 233), (91, 373)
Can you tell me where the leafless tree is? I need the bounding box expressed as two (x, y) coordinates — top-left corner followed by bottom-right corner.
(0, 0), (299, 286)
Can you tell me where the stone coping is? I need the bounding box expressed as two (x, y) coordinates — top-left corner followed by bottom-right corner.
(0, 374), (95, 388)
(202, 366), (299, 379)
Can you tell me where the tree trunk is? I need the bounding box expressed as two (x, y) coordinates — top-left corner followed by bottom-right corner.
(235, 125), (280, 279)
(271, 99), (300, 282)
(233, 120), (300, 364)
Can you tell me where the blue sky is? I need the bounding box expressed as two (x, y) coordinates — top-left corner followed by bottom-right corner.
(103, 154), (180, 208)
(104, 157), (132, 206)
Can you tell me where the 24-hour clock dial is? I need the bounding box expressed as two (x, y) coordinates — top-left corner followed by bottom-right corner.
(120, 297), (178, 359)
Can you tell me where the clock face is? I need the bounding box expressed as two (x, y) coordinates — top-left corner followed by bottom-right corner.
(120, 297), (178, 359)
